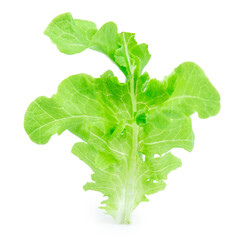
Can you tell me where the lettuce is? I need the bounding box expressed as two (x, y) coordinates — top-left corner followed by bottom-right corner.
(24, 13), (220, 224)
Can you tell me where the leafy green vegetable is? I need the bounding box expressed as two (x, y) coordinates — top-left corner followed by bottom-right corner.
(24, 12), (220, 224)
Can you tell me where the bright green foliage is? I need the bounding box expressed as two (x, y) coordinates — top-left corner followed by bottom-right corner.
(24, 13), (220, 224)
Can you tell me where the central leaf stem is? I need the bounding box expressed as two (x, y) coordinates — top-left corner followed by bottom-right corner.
(119, 33), (138, 224)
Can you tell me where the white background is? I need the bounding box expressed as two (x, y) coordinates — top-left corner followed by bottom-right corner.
(0, 0), (238, 239)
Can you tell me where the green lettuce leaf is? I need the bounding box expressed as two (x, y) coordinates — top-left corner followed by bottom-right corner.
(44, 13), (97, 54)
(24, 13), (220, 224)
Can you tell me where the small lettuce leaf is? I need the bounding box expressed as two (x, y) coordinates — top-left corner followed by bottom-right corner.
(44, 13), (97, 54)
(90, 22), (119, 60)
(139, 118), (194, 156)
(147, 153), (182, 181)
(114, 32), (151, 79)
